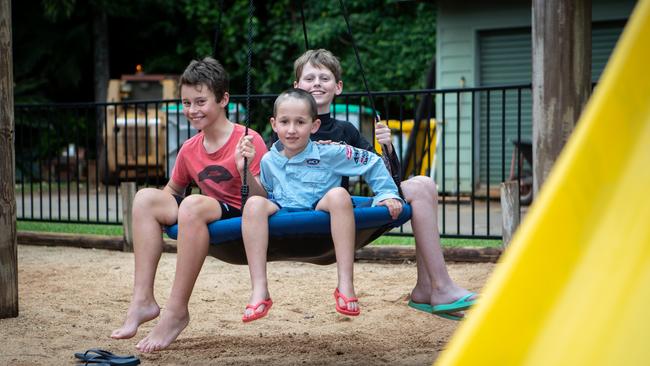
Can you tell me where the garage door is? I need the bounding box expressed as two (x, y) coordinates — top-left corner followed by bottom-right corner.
(478, 21), (624, 186)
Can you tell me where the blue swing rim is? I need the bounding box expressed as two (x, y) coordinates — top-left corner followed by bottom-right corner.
(164, 196), (411, 265)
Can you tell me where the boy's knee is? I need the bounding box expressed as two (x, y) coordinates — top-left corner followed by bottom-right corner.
(178, 194), (203, 210)
(178, 194), (217, 222)
(401, 176), (438, 200)
(326, 187), (350, 199)
(324, 187), (352, 207)
(242, 196), (268, 217)
(133, 188), (171, 214)
(134, 187), (161, 206)
(329, 186), (350, 196)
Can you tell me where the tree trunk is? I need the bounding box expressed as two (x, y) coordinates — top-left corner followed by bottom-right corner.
(0, 0), (19, 318)
(93, 7), (109, 184)
(532, 0), (592, 193)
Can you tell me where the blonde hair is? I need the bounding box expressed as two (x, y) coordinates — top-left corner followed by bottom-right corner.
(293, 49), (342, 82)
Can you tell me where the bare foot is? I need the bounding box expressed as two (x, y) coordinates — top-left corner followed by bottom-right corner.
(431, 288), (476, 309)
(135, 309), (189, 353)
(411, 284), (475, 307)
(111, 301), (160, 339)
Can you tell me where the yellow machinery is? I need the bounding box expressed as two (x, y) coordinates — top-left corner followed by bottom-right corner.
(436, 0), (650, 365)
(104, 73), (177, 181)
(375, 119), (437, 177)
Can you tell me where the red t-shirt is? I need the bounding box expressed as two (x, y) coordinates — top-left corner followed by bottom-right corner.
(171, 123), (267, 210)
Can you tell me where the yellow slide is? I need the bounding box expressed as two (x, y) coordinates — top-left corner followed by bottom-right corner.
(436, 1), (650, 365)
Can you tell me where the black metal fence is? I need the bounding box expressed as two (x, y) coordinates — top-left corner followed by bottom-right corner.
(15, 84), (533, 239)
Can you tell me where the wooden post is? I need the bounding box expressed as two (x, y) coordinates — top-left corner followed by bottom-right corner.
(500, 181), (520, 248)
(532, 0), (591, 193)
(121, 182), (137, 252)
(0, 0), (18, 318)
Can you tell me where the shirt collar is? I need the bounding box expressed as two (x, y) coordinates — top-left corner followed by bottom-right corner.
(270, 140), (321, 165)
(318, 113), (334, 130)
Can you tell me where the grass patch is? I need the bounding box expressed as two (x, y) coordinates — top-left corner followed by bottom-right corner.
(372, 235), (501, 248)
(441, 237), (502, 248)
(17, 221), (123, 236)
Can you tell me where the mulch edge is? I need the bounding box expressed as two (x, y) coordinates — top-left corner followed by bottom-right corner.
(17, 231), (502, 263)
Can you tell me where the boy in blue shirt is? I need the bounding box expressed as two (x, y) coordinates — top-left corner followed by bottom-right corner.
(240, 88), (403, 322)
(293, 49), (476, 320)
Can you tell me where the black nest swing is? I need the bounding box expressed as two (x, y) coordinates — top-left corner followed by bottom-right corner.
(165, 0), (412, 265)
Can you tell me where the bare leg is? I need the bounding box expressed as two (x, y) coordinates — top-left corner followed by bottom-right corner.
(136, 194), (222, 353)
(111, 188), (178, 340)
(401, 176), (475, 308)
(241, 196), (279, 319)
(316, 187), (358, 314)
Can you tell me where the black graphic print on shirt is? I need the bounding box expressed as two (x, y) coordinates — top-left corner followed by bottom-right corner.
(198, 165), (233, 184)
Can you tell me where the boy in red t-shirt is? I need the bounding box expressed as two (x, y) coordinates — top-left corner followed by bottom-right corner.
(111, 57), (267, 352)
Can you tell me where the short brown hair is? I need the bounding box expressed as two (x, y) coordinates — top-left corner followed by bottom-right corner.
(273, 88), (318, 120)
(293, 49), (342, 83)
(179, 57), (229, 102)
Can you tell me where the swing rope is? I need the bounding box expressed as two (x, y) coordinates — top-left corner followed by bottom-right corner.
(338, 0), (379, 123)
(299, 0), (309, 50)
(212, 0), (224, 60)
(241, 0), (254, 208)
(338, 0), (402, 188)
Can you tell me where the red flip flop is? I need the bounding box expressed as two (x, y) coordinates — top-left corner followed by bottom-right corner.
(242, 298), (273, 323)
(334, 288), (360, 316)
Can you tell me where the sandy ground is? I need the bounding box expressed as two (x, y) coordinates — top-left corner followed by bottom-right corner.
(1, 245), (494, 366)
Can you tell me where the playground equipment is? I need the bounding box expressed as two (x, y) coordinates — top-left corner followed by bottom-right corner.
(104, 73), (177, 182)
(165, 0), (413, 265)
(375, 119), (438, 178)
(436, 0), (650, 364)
(166, 196), (411, 265)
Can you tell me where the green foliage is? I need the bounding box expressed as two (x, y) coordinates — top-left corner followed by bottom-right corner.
(279, 1), (437, 92)
(42, 0), (77, 20)
(13, 1), (91, 102)
(14, 0), (436, 110)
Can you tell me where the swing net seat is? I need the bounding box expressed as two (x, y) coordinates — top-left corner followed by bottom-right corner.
(165, 196), (411, 265)
(166, 0), (412, 265)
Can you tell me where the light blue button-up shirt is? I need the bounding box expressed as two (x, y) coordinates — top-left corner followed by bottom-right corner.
(260, 140), (402, 209)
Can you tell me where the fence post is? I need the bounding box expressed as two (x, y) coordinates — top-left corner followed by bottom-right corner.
(121, 182), (137, 252)
(500, 180), (520, 247)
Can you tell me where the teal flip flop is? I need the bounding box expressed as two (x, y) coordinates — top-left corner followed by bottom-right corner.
(435, 312), (463, 321)
(408, 299), (464, 321)
(407, 299), (433, 314)
(431, 293), (476, 314)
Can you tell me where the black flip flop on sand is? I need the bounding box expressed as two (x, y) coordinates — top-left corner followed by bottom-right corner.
(74, 349), (140, 366)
